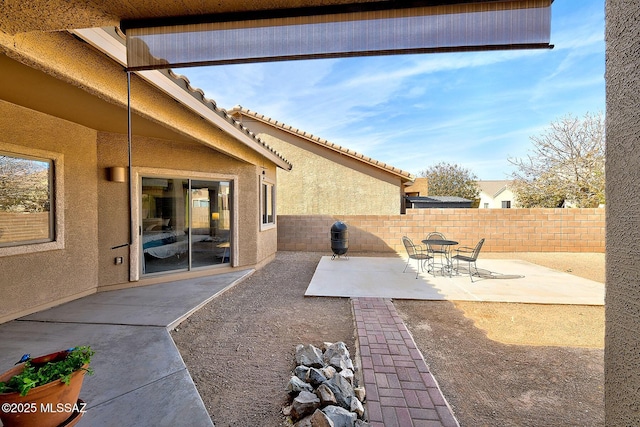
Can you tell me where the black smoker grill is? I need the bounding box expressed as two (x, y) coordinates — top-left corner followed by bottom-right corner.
(330, 221), (349, 259)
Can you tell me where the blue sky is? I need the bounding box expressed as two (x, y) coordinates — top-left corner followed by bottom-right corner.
(176, 1), (604, 180)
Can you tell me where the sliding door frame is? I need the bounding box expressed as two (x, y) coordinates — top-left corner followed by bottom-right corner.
(129, 166), (238, 281)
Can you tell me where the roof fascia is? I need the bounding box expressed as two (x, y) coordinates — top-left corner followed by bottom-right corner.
(493, 186), (507, 197)
(72, 27), (292, 171)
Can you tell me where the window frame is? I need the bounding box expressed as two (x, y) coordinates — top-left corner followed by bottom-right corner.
(502, 200), (512, 209)
(260, 178), (276, 230)
(0, 143), (64, 257)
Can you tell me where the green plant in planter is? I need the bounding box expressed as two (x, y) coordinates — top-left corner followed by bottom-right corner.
(0, 346), (94, 396)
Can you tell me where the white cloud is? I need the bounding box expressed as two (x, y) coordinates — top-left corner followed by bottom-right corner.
(174, 1), (605, 181)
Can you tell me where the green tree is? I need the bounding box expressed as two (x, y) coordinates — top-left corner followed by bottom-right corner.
(509, 112), (605, 208)
(419, 162), (479, 200)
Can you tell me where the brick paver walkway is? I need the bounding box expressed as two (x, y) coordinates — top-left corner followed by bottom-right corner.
(352, 297), (459, 427)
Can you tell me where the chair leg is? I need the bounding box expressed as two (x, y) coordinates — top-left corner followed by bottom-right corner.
(469, 260), (478, 282)
(469, 261), (478, 282)
(403, 257), (410, 273)
(403, 257), (421, 278)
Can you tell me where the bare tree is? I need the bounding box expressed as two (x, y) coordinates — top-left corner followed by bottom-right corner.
(509, 112), (605, 208)
(419, 162), (479, 200)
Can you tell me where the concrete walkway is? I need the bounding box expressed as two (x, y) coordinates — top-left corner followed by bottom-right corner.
(0, 270), (253, 427)
(353, 298), (459, 427)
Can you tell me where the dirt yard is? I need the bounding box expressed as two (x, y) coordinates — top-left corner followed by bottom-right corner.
(171, 251), (604, 427)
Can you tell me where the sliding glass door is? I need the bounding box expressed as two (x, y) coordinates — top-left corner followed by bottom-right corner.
(141, 177), (232, 275)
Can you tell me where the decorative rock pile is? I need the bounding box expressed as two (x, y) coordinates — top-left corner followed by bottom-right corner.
(284, 342), (369, 427)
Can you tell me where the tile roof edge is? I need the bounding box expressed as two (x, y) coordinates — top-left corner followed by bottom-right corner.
(164, 71), (293, 170)
(227, 105), (415, 181)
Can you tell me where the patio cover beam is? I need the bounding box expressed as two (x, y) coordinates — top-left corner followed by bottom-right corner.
(73, 27), (292, 172)
(122, 0), (553, 71)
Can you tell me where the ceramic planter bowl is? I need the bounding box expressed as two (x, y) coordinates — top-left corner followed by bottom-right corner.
(0, 361), (88, 427)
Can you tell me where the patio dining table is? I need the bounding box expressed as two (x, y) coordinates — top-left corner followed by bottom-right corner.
(422, 239), (458, 277)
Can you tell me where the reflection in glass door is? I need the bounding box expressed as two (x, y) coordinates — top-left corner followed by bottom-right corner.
(190, 180), (231, 269)
(141, 177), (232, 275)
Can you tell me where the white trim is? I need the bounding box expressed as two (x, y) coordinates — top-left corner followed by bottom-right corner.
(259, 176), (276, 231)
(72, 28), (291, 171)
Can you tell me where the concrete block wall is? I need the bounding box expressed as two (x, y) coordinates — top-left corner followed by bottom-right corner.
(277, 208), (605, 254)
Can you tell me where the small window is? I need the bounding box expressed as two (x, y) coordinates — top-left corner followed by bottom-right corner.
(502, 201), (511, 209)
(483, 203), (489, 209)
(261, 180), (275, 227)
(0, 152), (54, 247)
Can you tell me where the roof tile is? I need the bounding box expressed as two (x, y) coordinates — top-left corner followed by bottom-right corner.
(228, 105), (415, 182)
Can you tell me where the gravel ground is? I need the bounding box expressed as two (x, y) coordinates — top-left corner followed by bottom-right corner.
(172, 251), (604, 427)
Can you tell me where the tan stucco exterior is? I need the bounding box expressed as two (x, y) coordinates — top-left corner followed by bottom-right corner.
(96, 132), (276, 290)
(264, 133), (404, 215)
(405, 177), (429, 197)
(0, 23), (283, 322)
(0, 101), (99, 321)
(604, 2), (640, 424)
(232, 111), (413, 215)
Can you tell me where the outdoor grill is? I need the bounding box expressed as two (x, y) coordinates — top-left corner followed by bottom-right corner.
(330, 221), (348, 259)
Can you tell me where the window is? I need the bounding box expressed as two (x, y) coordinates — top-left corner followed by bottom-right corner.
(502, 201), (511, 209)
(261, 180), (275, 227)
(0, 152), (54, 247)
(483, 203), (489, 209)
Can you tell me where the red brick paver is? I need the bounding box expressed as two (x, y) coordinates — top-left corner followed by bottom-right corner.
(352, 298), (459, 427)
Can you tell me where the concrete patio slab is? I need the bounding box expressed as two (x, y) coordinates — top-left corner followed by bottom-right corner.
(305, 256), (604, 305)
(0, 269), (253, 427)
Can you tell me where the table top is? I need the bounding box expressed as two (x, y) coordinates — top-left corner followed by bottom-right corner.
(422, 239), (458, 246)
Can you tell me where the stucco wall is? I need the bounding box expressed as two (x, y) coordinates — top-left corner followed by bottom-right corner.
(605, 2), (640, 425)
(97, 132), (277, 289)
(0, 100), (99, 323)
(278, 208), (605, 254)
(0, 30), (282, 316)
(240, 119), (404, 215)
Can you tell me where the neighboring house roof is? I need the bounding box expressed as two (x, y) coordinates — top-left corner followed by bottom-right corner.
(73, 27), (292, 171)
(228, 106), (415, 182)
(405, 196), (473, 208)
(477, 180), (511, 197)
(407, 196), (471, 203)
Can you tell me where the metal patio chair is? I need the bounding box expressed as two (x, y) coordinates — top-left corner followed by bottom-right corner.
(424, 231), (449, 274)
(424, 232), (447, 255)
(402, 236), (433, 279)
(452, 238), (485, 282)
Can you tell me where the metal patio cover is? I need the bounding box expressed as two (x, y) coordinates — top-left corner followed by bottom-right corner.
(120, 0), (553, 71)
